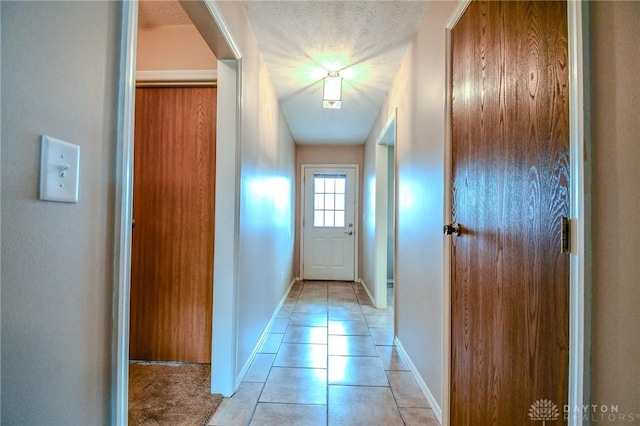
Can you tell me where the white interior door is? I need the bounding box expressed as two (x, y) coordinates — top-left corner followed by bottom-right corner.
(302, 166), (357, 280)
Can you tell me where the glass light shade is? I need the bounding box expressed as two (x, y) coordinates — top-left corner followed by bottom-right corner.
(323, 75), (342, 109)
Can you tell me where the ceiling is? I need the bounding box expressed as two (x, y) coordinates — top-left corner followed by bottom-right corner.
(139, 1), (429, 145)
(138, 0), (191, 28)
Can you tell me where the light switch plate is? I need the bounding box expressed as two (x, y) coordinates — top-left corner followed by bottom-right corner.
(40, 135), (80, 203)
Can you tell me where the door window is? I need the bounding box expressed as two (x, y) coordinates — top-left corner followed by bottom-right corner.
(313, 174), (346, 227)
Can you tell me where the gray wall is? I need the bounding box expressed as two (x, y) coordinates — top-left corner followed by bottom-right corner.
(215, 1), (297, 380)
(363, 1), (457, 411)
(589, 0), (640, 413)
(1, 2), (120, 424)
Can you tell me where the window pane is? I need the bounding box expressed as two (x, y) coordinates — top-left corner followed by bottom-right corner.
(325, 193), (335, 210)
(324, 211), (334, 227)
(312, 173), (347, 228)
(325, 178), (335, 193)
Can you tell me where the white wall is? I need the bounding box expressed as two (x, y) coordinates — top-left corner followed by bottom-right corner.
(589, 0), (640, 413)
(363, 1), (458, 412)
(216, 2), (297, 380)
(1, 1), (120, 424)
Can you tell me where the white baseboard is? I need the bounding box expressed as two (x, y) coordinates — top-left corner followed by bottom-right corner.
(395, 337), (442, 423)
(356, 278), (376, 305)
(235, 277), (298, 385)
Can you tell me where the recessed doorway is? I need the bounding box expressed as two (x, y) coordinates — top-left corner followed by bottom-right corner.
(374, 111), (396, 310)
(301, 165), (359, 281)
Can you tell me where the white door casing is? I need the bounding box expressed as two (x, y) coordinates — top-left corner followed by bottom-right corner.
(301, 165), (358, 281)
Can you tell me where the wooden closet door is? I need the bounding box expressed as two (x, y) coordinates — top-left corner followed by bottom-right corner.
(450, 1), (569, 423)
(130, 87), (216, 363)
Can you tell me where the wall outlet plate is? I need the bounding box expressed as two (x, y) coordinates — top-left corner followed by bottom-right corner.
(40, 135), (80, 203)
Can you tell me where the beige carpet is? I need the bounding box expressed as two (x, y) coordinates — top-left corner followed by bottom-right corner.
(129, 361), (223, 425)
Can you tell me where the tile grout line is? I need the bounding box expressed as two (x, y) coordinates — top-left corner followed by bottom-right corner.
(244, 280), (414, 425)
(326, 283), (329, 425)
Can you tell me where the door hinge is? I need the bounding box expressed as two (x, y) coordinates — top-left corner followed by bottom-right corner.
(561, 216), (570, 254)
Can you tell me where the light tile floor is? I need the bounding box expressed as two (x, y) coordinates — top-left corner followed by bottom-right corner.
(209, 281), (440, 426)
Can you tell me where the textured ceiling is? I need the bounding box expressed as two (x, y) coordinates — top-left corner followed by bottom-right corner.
(139, 0), (429, 145)
(138, 0), (191, 28)
(242, 1), (429, 145)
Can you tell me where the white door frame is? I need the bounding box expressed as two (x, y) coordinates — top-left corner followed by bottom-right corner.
(113, 1), (242, 423)
(300, 164), (359, 281)
(373, 110), (397, 309)
(441, 1), (589, 424)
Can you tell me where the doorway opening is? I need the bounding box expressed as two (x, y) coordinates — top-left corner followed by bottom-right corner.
(114, 1), (242, 423)
(374, 110), (396, 310)
(130, 8), (218, 364)
(300, 164), (359, 281)
(128, 2), (219, 423)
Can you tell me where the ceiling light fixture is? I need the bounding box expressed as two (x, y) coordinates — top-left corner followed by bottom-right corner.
(323, 71), (342, 109)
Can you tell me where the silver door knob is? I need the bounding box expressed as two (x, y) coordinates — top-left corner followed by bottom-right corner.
(345, 231), (353, 235)
(443, 223), (461, 236)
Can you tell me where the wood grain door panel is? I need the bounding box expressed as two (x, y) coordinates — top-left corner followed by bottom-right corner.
(130, 87), (216, 363)
(451, 1), (569, 423)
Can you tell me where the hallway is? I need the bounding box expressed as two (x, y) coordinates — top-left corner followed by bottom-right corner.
(209, 281), (439, 425)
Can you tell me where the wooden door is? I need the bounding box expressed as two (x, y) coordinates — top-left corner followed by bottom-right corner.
(130, 87), (216, 363)
(450, 1), (569, 423)
(302, 166), (357, 281)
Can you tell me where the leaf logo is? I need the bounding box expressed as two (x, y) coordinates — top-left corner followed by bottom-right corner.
(528, 399), (560, 425)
